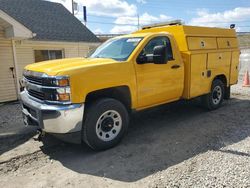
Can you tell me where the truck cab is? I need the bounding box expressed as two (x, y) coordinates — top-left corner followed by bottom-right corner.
(21, 22), (240, 150)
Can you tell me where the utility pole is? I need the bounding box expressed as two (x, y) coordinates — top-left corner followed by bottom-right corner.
(83, 6), (87, 26)
(71, 0), (74, 15)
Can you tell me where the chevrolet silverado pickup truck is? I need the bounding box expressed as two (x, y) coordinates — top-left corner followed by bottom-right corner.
(21, 22), (240, 150)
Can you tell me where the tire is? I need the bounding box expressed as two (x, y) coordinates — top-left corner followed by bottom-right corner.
(224, 86), (231, 100)
(201, 79), (225, 110)
(82, 98), (129, 151)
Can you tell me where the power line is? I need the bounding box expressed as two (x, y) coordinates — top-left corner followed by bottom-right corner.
(142, 0), (250, 7)
(134, 4), (249, 10)
(88, 15), (115, 20)
(87, 21), (138, 26)
(87, 20), (250, 25)
(86, 13), (250, 28)
(87, 20), (250, 28)
(88, 15), (250, 24)
(147, 0), (248, 3)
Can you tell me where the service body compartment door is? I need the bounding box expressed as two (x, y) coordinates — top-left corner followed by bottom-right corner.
(207, 52), (231, 69)
(189, 54), (210, 98)
(187, 37), (217, 50)
(230, 51), (240, 84)
(217, 38), (238, 49)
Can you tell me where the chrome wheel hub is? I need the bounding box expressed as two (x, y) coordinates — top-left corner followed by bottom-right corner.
(96, 110), (122, 141)
(212, 86), (222, 105)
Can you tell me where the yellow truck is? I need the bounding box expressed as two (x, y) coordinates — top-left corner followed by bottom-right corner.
(21, 22), (240, 150)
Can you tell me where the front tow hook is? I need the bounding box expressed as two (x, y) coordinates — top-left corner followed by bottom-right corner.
(33, 129), (45, 142)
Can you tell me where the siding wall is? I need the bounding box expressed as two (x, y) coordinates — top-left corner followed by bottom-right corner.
(0, 29), (17, 102)
(15, 40), (98, 81)
(0, 37), (99, 102)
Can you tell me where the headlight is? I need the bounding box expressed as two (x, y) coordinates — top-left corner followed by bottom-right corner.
(43, 77), (70, 87)
(56, 87), (71, 101)
(53, 77), (71, 102)
(23, 71), (72, 104)
(42, 84), (71, 102)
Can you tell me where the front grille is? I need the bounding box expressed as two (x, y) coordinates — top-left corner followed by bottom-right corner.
(28, 89), (45, 100)
(23, 71), (70, 104)
(24, 75), (43, 85)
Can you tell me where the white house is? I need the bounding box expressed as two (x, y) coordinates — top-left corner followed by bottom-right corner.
(0, 0), (100, 102)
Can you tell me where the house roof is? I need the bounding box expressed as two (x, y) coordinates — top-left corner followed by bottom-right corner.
(0, 0), (99, 42)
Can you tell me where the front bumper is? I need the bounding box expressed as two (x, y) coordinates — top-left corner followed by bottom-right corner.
(20, 90), (84, 134)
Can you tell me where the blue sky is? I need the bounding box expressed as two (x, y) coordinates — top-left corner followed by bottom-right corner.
(48, 0), (250, 34)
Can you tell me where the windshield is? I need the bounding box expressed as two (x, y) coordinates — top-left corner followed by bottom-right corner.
(90, 37), (143, 61)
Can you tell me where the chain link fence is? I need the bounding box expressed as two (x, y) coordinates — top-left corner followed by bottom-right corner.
(240, 49), (250, 81)
(238, 33), (250, 82)
(231, 33), (250, 96)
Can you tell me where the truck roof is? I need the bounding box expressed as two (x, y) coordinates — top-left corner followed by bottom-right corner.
(133, 25), (238, 52)
(134, 25), (236, 37)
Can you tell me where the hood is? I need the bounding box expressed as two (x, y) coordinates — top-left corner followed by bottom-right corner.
(24, 58), (118, 76)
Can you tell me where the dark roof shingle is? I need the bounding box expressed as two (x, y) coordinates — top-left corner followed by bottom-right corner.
(0, 0), (99, 42)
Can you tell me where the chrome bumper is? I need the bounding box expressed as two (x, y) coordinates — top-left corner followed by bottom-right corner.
(20, 90), (84, 134)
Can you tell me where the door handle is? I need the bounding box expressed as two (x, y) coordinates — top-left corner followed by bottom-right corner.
(171, 64), (180, 69)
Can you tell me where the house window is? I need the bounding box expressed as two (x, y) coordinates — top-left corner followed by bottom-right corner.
(34, 50), (63, 62)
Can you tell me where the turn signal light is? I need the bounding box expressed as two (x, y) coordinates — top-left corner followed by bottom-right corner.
(57, 79), (69, 87)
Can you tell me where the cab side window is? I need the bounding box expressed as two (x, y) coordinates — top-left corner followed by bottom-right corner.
(141, 36), (174, 61)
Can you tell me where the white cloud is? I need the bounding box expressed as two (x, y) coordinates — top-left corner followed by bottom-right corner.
(47, 0), (173, 34)
(48, 0), (72, 11)
(114, 13), (172, 26)
(189, 7), (250, 31)
(111, 12), (172, 34)
(93, 28), (104, 34)
(48, 0), (137, 17)
(110, 25), (138, 34)
(84, 0), (137, 17)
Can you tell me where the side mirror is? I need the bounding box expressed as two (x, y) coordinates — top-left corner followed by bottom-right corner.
(136, 54), (147, 64)
(153, 45), (168, 64)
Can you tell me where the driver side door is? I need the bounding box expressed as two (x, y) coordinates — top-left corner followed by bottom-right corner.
(134, 36), (184, 108)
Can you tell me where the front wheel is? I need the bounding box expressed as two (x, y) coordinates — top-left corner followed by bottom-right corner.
(201, 79), (225, 110)
(82, 98), (129, 151)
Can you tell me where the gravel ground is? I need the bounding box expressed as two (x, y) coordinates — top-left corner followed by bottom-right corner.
(0, 102), (36, 155)
(0, 86), (249, 188)
(0, 53), (249, 188)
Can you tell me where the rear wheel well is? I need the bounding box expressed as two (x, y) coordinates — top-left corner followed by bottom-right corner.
(213, 74), (229, 99)
(214, 74), (227, 87)
(85, 86), (132, 112)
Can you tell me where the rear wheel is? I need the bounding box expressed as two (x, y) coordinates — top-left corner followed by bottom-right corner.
(82, 98), (129, 151)
(201, 79), (225, 110)
(224, 86), (231, 100)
